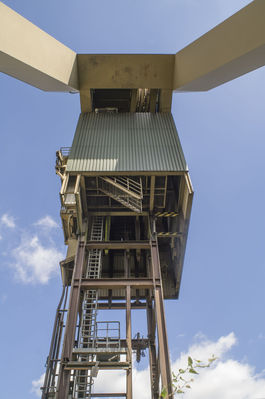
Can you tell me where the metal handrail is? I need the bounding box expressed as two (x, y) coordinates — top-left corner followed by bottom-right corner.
(60, 147), (71, 157)
(94, 321), (121, 348)
(100, 176), (143, 199)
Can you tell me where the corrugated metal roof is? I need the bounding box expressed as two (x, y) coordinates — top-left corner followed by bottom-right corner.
(66, 113), (187, 173)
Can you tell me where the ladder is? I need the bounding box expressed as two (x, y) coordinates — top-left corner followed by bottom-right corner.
(74, 216), (104, 399)
(98, 176), (143, 213)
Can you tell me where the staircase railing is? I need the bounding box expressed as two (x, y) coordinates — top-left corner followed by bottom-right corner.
(98, 176), (143, 213)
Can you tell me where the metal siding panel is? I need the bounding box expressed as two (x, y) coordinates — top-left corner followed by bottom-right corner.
(67, 113), (187, 173)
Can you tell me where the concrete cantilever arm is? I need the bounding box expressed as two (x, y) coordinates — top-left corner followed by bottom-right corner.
(174, 0), (265, 91)
(0, 2), (79, 92)
(1, 0), (265, 95)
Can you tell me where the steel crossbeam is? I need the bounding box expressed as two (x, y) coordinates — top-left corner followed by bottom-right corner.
(86, 241), (150, 250)
(81, 278), (155, 289)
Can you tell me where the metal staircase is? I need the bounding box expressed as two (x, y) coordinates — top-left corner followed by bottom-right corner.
(74, 216), (104, 399)
(98, 176), (143, 213)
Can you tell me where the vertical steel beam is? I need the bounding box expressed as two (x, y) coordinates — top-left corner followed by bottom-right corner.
(149, 176), (155, 212)
(150, 229), (173, 398)
(146, 298), (159, 399)
(56, 240), (85, 399)
(126, 285), (132, 399)
(125, 251), (133, 399)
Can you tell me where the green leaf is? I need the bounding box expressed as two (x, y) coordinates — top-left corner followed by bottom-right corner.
(189, 368), (199, 375)
(160, 387), (167, 398)
(177, 390), (184, 394)
(188, 356), (193, 366)
(179, 368), (185, 374)
(186, 385), (191, 388)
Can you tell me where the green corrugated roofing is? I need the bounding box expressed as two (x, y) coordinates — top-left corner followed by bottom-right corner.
(66, 113), (187, 173)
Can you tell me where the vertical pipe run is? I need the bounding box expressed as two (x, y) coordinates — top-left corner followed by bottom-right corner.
(42, 286), (67, 399)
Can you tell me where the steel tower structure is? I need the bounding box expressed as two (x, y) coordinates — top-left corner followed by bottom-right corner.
(42, 105), (193, 399)
(1, 1), (265, 398)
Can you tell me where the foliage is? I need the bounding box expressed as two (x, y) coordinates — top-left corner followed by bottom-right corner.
(160, 355), (217, 398)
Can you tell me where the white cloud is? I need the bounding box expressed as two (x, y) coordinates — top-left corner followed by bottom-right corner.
(174, 333), (265, 399)
(174, 332), (236, 367)
(12, 235), (63, 284)
(183, 360), (265, 399)
(31, 373), (45, 397)
(34, 215), (59, 230)
(0, 213), (64, 284)
(1, 213), (15, 228)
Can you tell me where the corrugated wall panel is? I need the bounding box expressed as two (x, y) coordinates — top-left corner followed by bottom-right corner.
(66, 113), (187, 173)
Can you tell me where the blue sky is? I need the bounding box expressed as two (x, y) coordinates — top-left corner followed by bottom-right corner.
(1, 0), (265, 398)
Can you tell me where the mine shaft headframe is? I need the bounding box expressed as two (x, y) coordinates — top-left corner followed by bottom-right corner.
(1, 0), (265, 103)
(2, 2), (265, 399)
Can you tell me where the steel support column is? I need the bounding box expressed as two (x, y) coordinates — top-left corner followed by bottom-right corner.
(146, 297), (159, 399)
(126, 285), (132, 399)
(150, 238), (173, 398)
(56, 240), (85, 399)
(125, 252), (133, 399)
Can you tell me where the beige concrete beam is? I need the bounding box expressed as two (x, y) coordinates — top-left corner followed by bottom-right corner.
(174, 0), (265, 91)
(2, 0), (264, 96)
(77, 54), (175, 90)
(0, 2), (79, 92)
